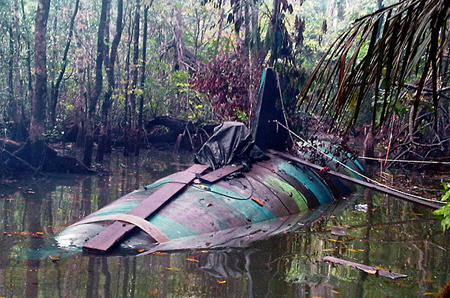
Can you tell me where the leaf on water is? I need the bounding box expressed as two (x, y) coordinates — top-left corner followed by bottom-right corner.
(419, 279), (434, 283)
(347, 248), (363, 252)
(374, 266), (388, 271)
(49, 255), (60, 262)
(328, 238), (342, 242)
(217, 280), (226, 284)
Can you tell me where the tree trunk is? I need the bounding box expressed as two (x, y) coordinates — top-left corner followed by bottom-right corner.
(123, 12), (133, 157)
(268, 0), (281, 66)
(74, 16), (88, 148)
(125, 0), (140, 156)
(173, 4), (184, 71)
(135, 5), (149, 157)
(244, 0), (250, 51)
(97, 0), (124, 162)
(363, 124), (375, 158)
(49, 0), (79, 128)
(20, 0), (33, 95)
(84, 0), (108, 167)
(30, 0), (51, 142)
(8, 0), (28, 142)
(8, 0), (19, 116)
(215, 8), (224, 55)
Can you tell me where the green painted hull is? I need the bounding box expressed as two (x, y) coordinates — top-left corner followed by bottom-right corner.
(55, 152), (364, 255)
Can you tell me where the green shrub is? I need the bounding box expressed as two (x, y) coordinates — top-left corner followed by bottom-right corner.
(433, 183), (450, 232)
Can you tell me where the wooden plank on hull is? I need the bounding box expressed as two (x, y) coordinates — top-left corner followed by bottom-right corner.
(83, 164), (209, 253)
(200, 164), (244, 183)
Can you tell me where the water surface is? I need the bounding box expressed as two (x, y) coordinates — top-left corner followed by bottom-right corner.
(0, 149), (448, 297)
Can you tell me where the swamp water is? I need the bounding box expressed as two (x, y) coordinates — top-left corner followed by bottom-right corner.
(0, 149), (448, 298)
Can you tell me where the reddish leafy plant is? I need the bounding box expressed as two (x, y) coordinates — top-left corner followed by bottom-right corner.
(191, 53), (262, 122)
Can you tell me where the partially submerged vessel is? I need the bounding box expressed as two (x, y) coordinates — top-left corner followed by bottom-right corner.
(54, 68), (366, 255)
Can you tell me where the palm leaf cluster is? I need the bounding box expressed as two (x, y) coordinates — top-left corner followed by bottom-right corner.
(295, 0), (450, 133)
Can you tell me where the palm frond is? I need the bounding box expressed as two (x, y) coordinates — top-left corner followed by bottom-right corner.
(296, 0), (450, 133)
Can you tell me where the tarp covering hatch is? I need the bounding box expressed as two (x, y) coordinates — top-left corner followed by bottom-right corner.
(195, 122), (266, 169)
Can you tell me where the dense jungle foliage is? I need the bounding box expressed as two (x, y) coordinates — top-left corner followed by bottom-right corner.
(0, 0), (391, 153)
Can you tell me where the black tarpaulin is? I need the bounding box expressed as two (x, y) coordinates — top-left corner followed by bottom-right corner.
(195, 122), (266, 169)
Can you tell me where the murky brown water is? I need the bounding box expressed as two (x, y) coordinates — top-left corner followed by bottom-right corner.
(0, 149), (449, 297)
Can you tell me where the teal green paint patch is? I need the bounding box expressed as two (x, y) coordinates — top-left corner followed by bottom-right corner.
(207, 183), (278, 222)
(264, 175), (309, 210)
(340, 159), (363, 181)
(203, 184), (277, 221)
(224, 196), (277, 222)
(132, 178), (171, 195)
(324, 149), (364, 181)
(148, 214), (198, 239)
(345, 152), (365, 173)
(204, 183), (247, 200)
(278, 162), (334, 204)
(189, 184), (277, 224)
(146, 177), (171, 188)
(258, 68), (267, 94)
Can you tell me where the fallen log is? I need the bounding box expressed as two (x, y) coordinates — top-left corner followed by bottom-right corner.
(145, 116), (217, 150)
(1, 139), (93, 176)
(323, 256), (408, 279)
